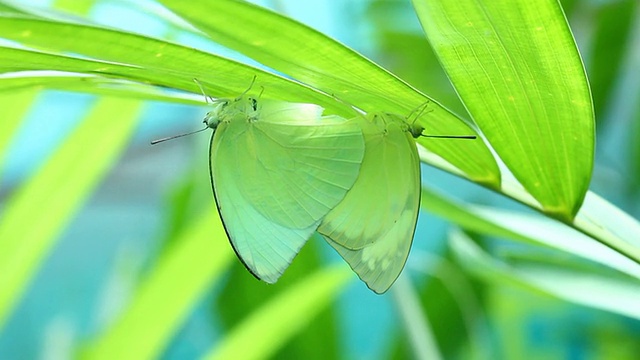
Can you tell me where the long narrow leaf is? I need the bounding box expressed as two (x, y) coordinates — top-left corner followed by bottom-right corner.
(83, 211), (233, 360)
(412, 0), (594, 220)
(574, 191), (640, 262)
(205, 266), (351, 360)
(0, 97), (141, 329)
(421, 186), (640, 278)
(156, 0), (500, 186)
(0, 88), (39, 180)
(0, 75), (203, 105)
(0, 16), (344, 114)
(450, 231), (640, 320)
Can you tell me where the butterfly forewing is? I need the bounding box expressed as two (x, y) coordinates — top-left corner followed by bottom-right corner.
(238, 120), (364, 228)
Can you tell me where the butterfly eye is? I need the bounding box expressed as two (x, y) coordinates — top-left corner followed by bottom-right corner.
(205, 100), (231, 129)
(251, 98), (258, 111)
(408, 124), (424, 138)
(203, 111), (221, 129)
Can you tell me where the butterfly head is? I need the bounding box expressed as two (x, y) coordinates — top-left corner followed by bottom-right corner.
(202, 99), (230, 130)
(407, 123), (424, 139)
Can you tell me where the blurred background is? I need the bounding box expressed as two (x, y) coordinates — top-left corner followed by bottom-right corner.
(1, 0), (639, 359)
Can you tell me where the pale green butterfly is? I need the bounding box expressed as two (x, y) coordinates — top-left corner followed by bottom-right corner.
(202, 89), (365, 283)
(318, 109), (475, 294)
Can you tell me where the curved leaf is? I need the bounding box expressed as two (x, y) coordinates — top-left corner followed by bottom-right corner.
(421, 186), (640, 277)
(204, 266), (351, 360)
(0, 16), (345, 114)
(83, 211), (233, 360)
(0, 88), (38, 180)
(155, 0), (500, 186)
(0, 97), (141, 329)
(412, 0), (594, 219)
(0, 75), (202, 105)
(450, 230), (640, 320)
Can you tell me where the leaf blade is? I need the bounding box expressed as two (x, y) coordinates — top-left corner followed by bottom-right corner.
(155, 0), (501, 186)
(412, 0), (594, 219)
(83, 211), (233, 360)
(204, 266), (351, 360)
(0, 97), (141, 329)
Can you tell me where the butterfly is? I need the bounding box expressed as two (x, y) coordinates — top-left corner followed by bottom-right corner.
(204, 93), (365, 283)
(317, 112), (423, 294)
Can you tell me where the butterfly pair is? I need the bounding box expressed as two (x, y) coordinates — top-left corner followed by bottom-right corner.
(204, 92), (423, 294)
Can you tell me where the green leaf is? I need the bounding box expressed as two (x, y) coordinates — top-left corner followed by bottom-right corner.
(0, 88), (39, 180)
(215, 239), (342, 360)
(0, 75), (203, 105)
(83, 211), (234, 360)
(52, 0), (95, 14)
(392, 250), (492, 360)
(449, 230), (640, 320)
(0, 10), (499, 186)
(155, 0), (500, 186)
(589, 0), (638, 122)
(0, 97), (141, 329)
(204, 265), (351, 360)
(573, 191), (640, 265)
(0, 16), (344, 113)
(421, 186), (640, 278)
(412, 0), (594, 220)
(0, 2), (31, 14)
(391, 277), (443, 360)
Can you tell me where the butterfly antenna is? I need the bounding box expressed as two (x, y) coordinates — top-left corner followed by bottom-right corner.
(403, 101), (434, 137)
(421, 134), (477, 139)
(407, 101), (432, 121)
(404, 101), (475, 139)
(193, 78), (215, 104)
(237, 75), (257, 99)
(150, 126), (208, 145)
(327, 92), (364, 118)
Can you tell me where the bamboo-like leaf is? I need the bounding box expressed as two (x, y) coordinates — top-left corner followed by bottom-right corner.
(450, 230), (640, 320)
(589, 0), (638, 120)
(204, 266), (351, 360)
(155, 0), (500, 186)
(83, 211), (233, 360)
(0, 97), (141, 329)
(573, 191), (640, 263)
(0, 16), (345, 114)
(52, 0), (95, 15)
(0, 88), (39, 180)
(412, 0), (594, 220)
(0, 10), (498, 184)
(0, 75), (202, 105)
(215, 239), (343, 359)
(391, 277), (442, 360)
(421, 186), (640, 278)
(0, 2), (30, 14)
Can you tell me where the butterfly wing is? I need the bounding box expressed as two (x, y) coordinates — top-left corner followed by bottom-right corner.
(318, 113), (420, 294)
(210, 101), (365, 283)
